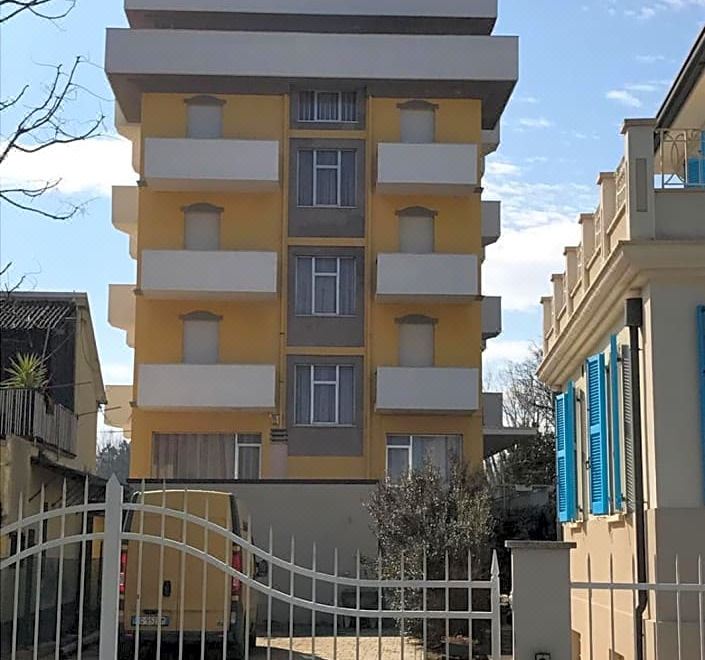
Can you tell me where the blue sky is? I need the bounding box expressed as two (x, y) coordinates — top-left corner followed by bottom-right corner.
(1, 0), (704, 389)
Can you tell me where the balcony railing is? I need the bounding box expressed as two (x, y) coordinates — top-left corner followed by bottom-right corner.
(655, 128), (705, 189)
(0, 388), (77, 455)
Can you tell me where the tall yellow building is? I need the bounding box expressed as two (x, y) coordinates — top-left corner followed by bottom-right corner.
(104, 0), (520, 480)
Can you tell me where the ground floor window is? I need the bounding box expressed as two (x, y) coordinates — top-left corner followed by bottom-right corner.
(152, 433), (261, 479)
(386, 434), (462, 482)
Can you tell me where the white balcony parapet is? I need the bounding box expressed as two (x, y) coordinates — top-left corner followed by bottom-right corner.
(143, 138), (279, 191)
(108, 284), (135, 348)
(376, 253), (478, 302)
(112, 186), (138, 258)
(482, 296), (502, 340)
(482, 391), (536, 457)
(137, 363), (276, 410)
(376, 367), (479, 413)
(377, 143), (478, 195)
(481, 200), (501, 246)
(105, 384), (133, 438)
(141, 250), (278, 299)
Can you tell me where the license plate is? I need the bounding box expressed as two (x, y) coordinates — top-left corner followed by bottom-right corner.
(132, 615), (170, 627)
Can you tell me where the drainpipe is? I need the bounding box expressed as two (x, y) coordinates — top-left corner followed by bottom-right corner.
(626, 297), (647, 660)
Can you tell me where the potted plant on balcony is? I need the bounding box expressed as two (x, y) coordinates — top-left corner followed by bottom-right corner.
(1, 352), (50, 435)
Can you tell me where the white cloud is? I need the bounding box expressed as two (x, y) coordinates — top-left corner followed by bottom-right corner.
(516, 95), (540, 104)
(518, 117), (553, 129)
(0, 136), (137, 197)
(635, 54), (667, 63)
(484, 339), (534, 370)
(606, 89), (642, 108)
(485, 160), (522, 176)
(623, 0), (705, 19)
(625, 82), (660, 93)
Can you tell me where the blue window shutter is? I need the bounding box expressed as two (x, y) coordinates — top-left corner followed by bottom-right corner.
(587, 354), (610, 515)
(610, 335), (623, 510)
(555, 382), (577, 522)
(697, 305), (705, 504)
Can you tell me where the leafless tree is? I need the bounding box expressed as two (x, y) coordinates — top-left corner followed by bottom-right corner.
(0, 0), (105, 221)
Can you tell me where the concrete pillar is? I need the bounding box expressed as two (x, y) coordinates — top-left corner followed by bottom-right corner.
(506, 540), (576, 660)
(622, 118), (657, 240)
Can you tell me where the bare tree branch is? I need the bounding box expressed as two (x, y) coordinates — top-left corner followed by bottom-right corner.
(0, 0), (75, 23)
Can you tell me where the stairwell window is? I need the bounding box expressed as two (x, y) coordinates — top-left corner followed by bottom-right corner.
(298, 91), (357, 123)
(185, 95), (224, 139)
(386, 435), (462, 482)
(295, 256), (356, 316)
(294, 364), (354, 426)
(297, 149), (356, 207)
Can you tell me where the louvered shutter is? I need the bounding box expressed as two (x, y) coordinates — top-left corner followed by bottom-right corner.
(610, 335), (623, 510)
(555, 381), (577, 522)
(621, 345), (635, 512)
(587, 354), (610, 515)
(697, 305), (705, 504)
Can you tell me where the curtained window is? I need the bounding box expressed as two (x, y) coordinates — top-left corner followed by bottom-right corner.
(295, 256), (356, 316)
(294, 364), (354, 426)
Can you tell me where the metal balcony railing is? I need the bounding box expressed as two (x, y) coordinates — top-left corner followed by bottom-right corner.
(0, 388), (77, 455)
(655, 127), (705, 189)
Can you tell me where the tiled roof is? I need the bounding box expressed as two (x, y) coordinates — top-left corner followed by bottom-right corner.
(0, 296), (75, 330)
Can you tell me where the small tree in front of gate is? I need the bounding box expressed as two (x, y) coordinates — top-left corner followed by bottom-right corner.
(365, 461), (494, 653)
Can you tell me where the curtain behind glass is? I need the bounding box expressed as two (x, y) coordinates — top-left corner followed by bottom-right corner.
(340, 151), (356, 206)
(295, 365), (311, 424)
(152, 433), (235, 479)
(338, 365), (354, 424)
(341, 92), (357, 122)
(316, 92), (339, 121)
(338, 258), (356, 315)
(237, 444), (260, 479)
(298, 91), (315, 121)
(295, 257), (313, 314)
(297, 150), (314, 206)
(314, 275), (336, 314)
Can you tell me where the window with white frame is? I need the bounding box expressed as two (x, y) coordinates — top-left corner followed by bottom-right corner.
(298, 91), (357, 123)
(294, 364), (354, 426)
(295, 256), (356, 316)
(386, 435), (462, 482)
(152, 433), (261, 479)
(297, 149), (356, 207)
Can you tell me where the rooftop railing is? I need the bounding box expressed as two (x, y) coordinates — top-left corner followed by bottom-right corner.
(655, 127), (705, 189)
(0, 388), (77, 455)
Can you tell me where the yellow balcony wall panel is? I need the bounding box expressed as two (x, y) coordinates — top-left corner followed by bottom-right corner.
(133, 298), (279, 367)
(130, 408), (273, 479)
(141, 93), (285, 141)
(137, 190), (281, 253)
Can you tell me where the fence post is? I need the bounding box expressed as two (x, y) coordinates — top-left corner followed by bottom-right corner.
(506, 540), (576, 660)
(99, 475), (123, 660)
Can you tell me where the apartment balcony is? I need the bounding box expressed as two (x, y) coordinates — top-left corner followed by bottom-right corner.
(140, 250), (278, 299)
(106, 29), (518, 127)
(104, 384), (133, 438)
(137, 363), (276, 411)
(482, 296), (502, 340)
(108, 284), (135, 348)
(376, 253), (479, 302)
(482, 391), (535, 458)
(376, 143), (479, 195)
(112, 186), (138, 259)
(143, 137), (280, 192)
(481, 200), (501, 246)
(375, 367), (479, 414)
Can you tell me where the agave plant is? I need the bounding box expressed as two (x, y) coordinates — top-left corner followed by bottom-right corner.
(2, 352), (49, 390)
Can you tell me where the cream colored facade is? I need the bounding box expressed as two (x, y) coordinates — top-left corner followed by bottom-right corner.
(538, 30), (705, 660)
(104, 1), (525, 481)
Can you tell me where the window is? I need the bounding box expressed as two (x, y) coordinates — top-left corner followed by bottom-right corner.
(298, 91), (357, 123)
(183, 204), (221, 250)
(295, 256), (356, 316)
(182, 311), (220, 364)
(294, 364), (354, 426)
(152, 433), (261, 479)
(386, 435), (462, 482)
(186, 96), (224, 139)
(398, 318), (434, 367)
(399, 213), (434, 253)
(555, 381), (578, 522)
(297, 149), (356, 207)
(586, 353), (609, 515)
(399, 101), (437, 144)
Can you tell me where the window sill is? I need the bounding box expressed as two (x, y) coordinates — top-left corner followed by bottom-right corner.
(294, 424), (356, 429)
(566, 520), (584, 531)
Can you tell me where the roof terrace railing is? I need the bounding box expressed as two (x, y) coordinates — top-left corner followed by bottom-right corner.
(655, 127), (705, 189)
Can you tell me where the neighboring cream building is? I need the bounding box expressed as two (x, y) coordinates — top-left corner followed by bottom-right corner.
(104, 1), (528, 480)
(538, 29), (705, 660)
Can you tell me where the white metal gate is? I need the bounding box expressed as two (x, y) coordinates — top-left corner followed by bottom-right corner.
(0, 476), (505, 660)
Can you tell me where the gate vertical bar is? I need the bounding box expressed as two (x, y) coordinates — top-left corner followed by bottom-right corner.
(32, 485), (45, 660)
(399, 550), (405, 660)
(311, 542), (316, 658)
(99, 475), (123, 660)
(76, 478), (89, 660)
(355, 549), (360, 660)
(445, 551), (450, 660)
(266, 527), (273, 660)
(490, 550), (500, 660)
(675, 555), (682, 660)
(333, 548), (339, 660)
(178, 488), (188, 660)
(244, 514), (252, 660)
(378, 553), (383, 659)
(422, 550), (427, 660)
(135, 480), (146, 660)
(11, 493), (24, 660)
(466, 550), (471, 660)
(698, 554), (704, 660)
(156, 484), (167, 659)
(200, 498), (210, 660)
(289, 536), (295, 660)
(54, 480), (67, 660)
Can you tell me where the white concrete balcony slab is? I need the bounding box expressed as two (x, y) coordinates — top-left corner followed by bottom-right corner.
(105, 384), (133, 438)
(481, 200), (501, 246)
(376, 253), (478, 302)
(482, 391), (535, 458)
(137, 363), (276, 411)
(112, 186), (138, 258)
(143, 137), (280, 191)
(376, 367), (479, 413)
(482, 296), (502, 340)
(108, 284), (135, 348)
(377, 143), (478, 195)
(140, 250), (278, 299)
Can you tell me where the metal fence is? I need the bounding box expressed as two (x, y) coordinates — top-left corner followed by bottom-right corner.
(655, 127), (705, 189)
(0, 476), (505, 660)
(0, 388), (77, 455)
